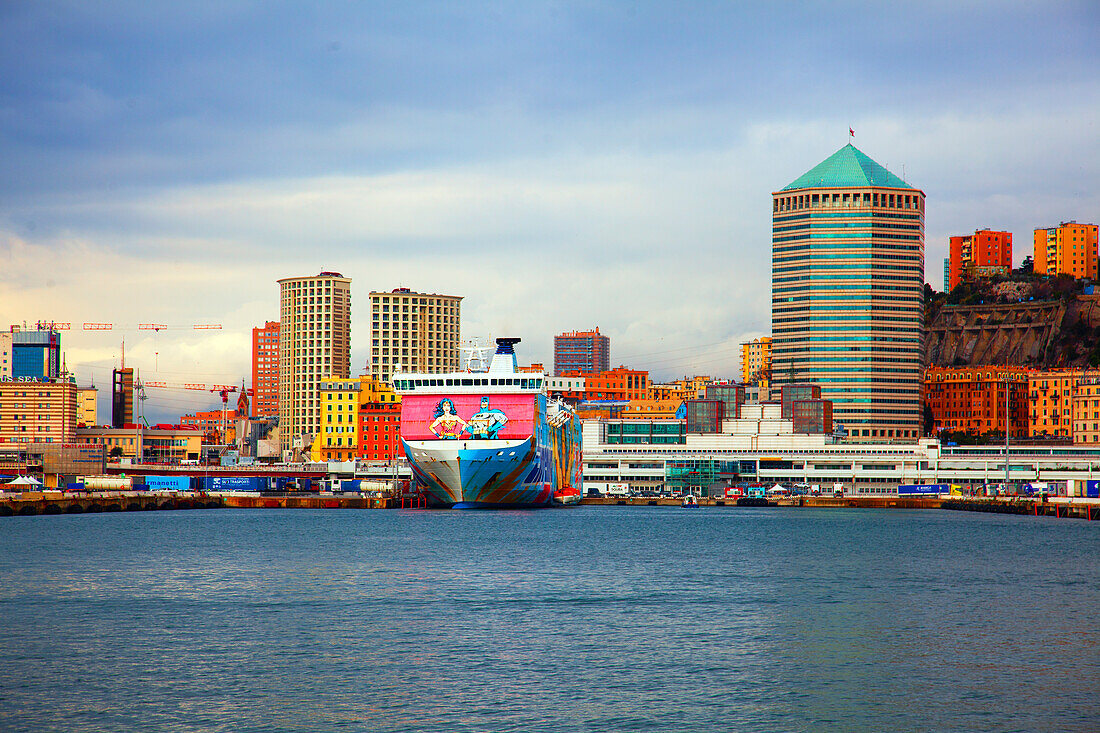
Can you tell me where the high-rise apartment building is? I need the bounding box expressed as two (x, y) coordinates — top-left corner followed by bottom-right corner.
(278, 272), (352, 452)
(554, 328), (610, 376)
(251, 320), (279, 418)
(771, 143), (925, 441)
(368, 289), (461, 385)
(739, 337), (772, 383)
(947, 229), (1012, 292)
(1033, 221), (1098, 279)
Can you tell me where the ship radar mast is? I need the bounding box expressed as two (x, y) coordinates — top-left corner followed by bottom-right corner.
(460, 338), (492, 373)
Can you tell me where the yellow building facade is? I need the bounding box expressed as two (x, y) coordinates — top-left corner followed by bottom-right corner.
(77, 386), (98, 426)
(740, 337), (772, 395)
(313, 377), (361, 462)
(1033, 221), (1099, 279)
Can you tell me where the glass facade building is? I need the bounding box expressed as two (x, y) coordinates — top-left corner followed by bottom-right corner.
(771, 144), (925, 441)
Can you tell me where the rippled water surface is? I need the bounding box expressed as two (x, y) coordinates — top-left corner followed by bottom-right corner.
(1, 506), (1097, 732)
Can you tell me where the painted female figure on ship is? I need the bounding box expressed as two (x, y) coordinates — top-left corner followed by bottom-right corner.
(429, 398), (467, 439)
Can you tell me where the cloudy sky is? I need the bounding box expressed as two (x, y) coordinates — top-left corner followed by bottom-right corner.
(2, 1), (1098, 423)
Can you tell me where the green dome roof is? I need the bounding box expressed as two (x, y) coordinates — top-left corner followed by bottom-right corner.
(782, 143), (914, 191)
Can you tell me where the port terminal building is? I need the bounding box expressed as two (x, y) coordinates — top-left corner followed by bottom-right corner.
(580, 401), (1100, 496)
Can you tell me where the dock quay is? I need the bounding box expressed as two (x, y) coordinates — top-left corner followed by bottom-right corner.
(3, 492), (1096, 518)
(0, 491), (225, 516)
(580, 495), (1100, 519)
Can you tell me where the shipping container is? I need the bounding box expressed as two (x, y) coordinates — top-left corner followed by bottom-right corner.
(198, 475), (267, 492)
(79, 475), (133, 491)
(1087, 480), (1100, 498)
(144, 475), (191, 492)
(898, 483), (951, 495)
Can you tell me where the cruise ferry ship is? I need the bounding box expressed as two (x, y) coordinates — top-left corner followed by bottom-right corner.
(392, 338), (582, 508)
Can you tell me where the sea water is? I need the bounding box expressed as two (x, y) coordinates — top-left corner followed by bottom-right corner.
(0, 506), (1096, 732)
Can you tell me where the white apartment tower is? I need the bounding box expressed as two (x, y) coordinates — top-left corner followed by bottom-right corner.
(369, 289), (462, 385)
(278, 272), (351, 451)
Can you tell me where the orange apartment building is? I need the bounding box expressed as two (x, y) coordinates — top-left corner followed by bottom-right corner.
(1071, 372), (1100, 444)
(0, 378), (78, 445)
(947, 229), (1012, 291)
(1033, 221), (1099, 279)
(180, 409), (236, 444)
(251, 320), (279, 418)
(1028, 369), (1082, 438)
(923, 366), (1029, 437)
(579, 367), (650, 401)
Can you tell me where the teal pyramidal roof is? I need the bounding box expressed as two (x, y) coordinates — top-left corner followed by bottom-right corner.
(782, 143), (915, 191)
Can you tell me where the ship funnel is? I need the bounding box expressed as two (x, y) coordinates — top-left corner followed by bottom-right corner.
(489, 337), (521, 373)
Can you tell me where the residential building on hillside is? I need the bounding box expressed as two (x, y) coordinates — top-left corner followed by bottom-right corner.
(1033, 221), (1098, 279)
(278, 272), (352, 453)
(369, 289), (461, 386)
(554, 328), (610, 376)
(947, 229), (1012, 291)
(771, 143), (925, 441)
(923, 366), (1030, 438)
(251, 320), (279, 418)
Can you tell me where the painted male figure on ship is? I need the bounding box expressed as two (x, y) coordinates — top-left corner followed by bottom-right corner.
(464, 396), (508, 439)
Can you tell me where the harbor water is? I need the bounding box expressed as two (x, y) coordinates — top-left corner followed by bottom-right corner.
(1, 507), (1097, 732)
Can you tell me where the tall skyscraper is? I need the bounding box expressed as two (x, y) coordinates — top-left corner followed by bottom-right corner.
(368, 289), (461, 385)
(251, 320), (279, 418)
(554, 328), (610, 376)
(111, 367), (135, 428)
(278, 272), (352, 452)
(771, 143), (925, 441)
(10, 325), (61, 379)
(947, 229), (1012, 291)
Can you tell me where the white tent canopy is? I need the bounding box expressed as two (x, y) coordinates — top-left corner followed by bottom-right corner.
(3, 476), (43, 486)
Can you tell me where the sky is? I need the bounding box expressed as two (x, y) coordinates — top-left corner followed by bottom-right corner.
(2, 1), (1098, 424)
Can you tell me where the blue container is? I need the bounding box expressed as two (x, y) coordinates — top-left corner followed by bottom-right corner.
(898, 484), (949, 495)
(1086, 480), (1100, 498)
(65, 482), (84, 492)
(200, 475), (266, 492)
(144, 475), (191, 492)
